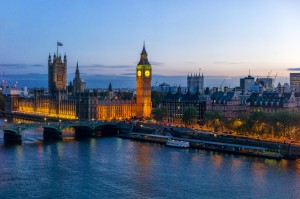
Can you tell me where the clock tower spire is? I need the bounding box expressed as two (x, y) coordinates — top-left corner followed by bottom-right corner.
(136, 42), (152, 118)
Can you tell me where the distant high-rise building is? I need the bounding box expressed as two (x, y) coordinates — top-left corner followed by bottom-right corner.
(48, 53), (67, 95)
(290, 73), (300, 89)
(240, 75), (254, 92)
(258, 78), (274, 90)
(187, 73), (204, 93)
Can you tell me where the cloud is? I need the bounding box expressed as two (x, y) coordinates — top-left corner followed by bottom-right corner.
(287, 68), (300, 71)
(83, 64), (133, 69)
(213, 61), (244, 65)
(120, 73), (136, 76)
(0, 64), (45, 69)
(150, 61), (164, 66)
(31, 64), (44, 67)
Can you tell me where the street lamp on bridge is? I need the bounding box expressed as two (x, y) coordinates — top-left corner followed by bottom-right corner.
(59, 119), (62, 130)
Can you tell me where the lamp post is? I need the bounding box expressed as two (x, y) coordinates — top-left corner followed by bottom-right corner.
(59, 119), (62, 130)
(17, 121), (21, 134)
(3, 118), (7, 127)
(92, 118), (95, 129)
(44, 117), (47, 125)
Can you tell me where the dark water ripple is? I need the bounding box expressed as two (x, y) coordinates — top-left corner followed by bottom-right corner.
(0, 122), (300, 199)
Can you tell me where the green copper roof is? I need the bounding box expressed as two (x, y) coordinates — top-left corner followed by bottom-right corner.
(136, 64), (151, 70)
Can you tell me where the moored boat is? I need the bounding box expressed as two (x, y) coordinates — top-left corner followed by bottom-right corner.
(166, 139), (189, 148)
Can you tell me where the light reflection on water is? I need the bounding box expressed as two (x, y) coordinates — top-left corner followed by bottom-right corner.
(0, 119), (300, 198)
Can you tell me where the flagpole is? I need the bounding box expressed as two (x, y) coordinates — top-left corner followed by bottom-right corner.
(57, 41), (58, 58)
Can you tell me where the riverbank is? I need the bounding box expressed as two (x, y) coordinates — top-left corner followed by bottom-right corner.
(118, 125), (300, 160)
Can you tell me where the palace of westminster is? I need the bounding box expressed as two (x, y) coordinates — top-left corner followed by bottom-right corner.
(3, 43), (300, 124)
(3, 44), (152, 121)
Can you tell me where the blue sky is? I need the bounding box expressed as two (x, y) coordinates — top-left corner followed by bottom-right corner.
(0, 0), (299, 88)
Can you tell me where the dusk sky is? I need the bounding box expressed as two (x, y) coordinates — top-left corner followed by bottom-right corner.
(0, 0), (300, 87)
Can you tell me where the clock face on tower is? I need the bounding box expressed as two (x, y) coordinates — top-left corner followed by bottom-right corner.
(145, 70), (150, 77)
(137, 70), (142, 77)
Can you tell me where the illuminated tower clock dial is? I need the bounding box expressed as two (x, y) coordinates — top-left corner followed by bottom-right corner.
(145, 70), (150, 77)
(137, 70), (142, 77)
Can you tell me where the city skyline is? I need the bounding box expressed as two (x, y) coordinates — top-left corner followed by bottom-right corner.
(1, 0), (300, 86)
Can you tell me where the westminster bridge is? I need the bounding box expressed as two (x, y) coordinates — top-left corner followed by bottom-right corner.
(2, 120), (127, 144)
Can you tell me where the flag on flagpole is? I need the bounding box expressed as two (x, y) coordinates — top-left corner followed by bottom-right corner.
(57, 41), (63, 46)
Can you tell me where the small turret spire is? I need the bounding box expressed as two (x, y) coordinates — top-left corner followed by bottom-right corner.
(138, 42), (150, 65)
(75, 61), (80, 78)
(141, 41), (147, 56)
(108, 82), (112, 91)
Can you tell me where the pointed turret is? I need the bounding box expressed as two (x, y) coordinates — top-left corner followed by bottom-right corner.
(108, 82), (112, 92)
(138, 42), (150, 65)
(108, 82), (113, 99)
(48, 53), (51, 64)
(64, 53), (67, 63)
(75, 61), (80, 79)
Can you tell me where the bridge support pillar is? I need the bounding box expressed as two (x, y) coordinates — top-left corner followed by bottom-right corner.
(3, 130), (22, 144)
(43, 129), (62, 140)
(75, 127), (94, 138)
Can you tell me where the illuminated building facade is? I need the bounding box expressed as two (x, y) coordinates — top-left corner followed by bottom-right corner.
(98, 99), (136, 120)
(5, 45), (152, 121)
(161, 87), (207, 125)
(290, 73), (300, 90)
(17, 89), (77, 119)
(98, 80), (137, 120)
(206, 87), (247, 119)
(97, 44), (152, 120)
(48, 53), (67, 95)
(4, 51), (77, 120)
(136, 44), (152, 118)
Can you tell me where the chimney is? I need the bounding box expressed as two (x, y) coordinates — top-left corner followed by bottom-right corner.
(224, 87), (228, 95)
(259, 86), (263, 94)
(213, 87), (218, 93)
(278, 85), (283, 96)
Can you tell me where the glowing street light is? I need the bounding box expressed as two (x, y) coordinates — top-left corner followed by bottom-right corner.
(59, 119), (62, 130)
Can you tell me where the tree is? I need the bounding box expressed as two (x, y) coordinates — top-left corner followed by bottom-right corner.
(152, 107), (167, 122)
(275, 110), (300, 141)
(182, 107), (197, 127)
(231, 118), (243, 134)
(151, 91), (166, 108)
(204, 111), (228, 133)
(122, 92), (133, 100)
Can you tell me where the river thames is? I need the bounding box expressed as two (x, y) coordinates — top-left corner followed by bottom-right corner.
(0, 120), (300, 198)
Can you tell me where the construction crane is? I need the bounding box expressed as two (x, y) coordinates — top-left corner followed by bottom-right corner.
(219, 79), (226, 89)
(267, 70), (272, 79)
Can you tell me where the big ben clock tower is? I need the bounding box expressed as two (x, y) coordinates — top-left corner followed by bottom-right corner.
(136, 43), (152, 118)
